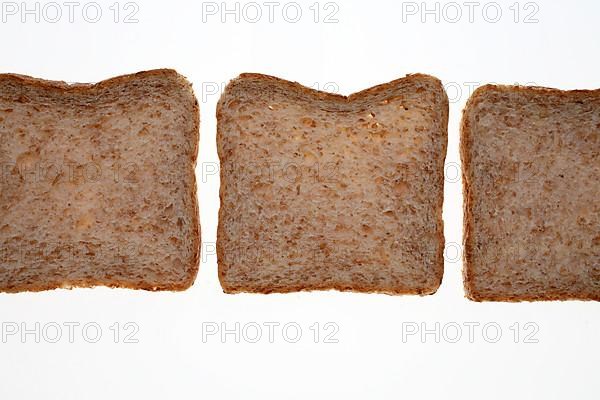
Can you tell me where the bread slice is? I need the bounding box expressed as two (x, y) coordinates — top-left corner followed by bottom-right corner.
(461, 85), (600, 301)
(0, 69), (200, 292)
(217, 73), (448, 294)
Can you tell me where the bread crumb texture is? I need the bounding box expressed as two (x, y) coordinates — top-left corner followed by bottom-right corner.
(217, 73), (448, 294)
(461, 85), (599, 301)
(0, 69), (200, 292)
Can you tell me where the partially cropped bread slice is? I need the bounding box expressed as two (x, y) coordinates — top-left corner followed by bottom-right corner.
(217, 73), (448, 294)
(0, 69), (200, 292)
(461, 85), (600, 301)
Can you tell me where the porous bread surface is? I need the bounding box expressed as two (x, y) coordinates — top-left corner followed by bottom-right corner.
(217, 73), (448, 294)
(461, 85), (600, 301)
(0, 69), (200, 292)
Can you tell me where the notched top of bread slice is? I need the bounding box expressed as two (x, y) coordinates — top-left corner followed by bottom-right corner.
(217, 73), (448, 294)
(0, 69), (200, 292)
(461, 84), (600, 301)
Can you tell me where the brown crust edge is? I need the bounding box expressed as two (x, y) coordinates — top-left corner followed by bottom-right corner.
(220, 72), (445, 104)
(0, 68), (183, 92)
(0, 69), (201, 293)
(216, 72), (448, 295)
(460, 84), (600, 302)
(182, 71), (201, 292)
(220, 284), (441, 296)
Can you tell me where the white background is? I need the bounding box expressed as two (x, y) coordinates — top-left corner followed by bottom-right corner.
(1, 0), (599, 398)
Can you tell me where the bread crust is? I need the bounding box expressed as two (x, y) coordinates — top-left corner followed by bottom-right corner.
(460, 84), (600, 302)
(0, 69), (200, 293)
(217, 73), (448, 294)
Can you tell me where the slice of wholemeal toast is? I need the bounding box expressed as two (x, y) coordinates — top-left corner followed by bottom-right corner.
(461, 85), (600, 301)
(0, 69), (200, 292)
(217, 73), (448, 294)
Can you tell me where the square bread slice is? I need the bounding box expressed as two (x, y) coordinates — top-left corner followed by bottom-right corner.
(217, 73), (448, 294)
(461, 85), (600, 301)
(0, 69), (200, 292)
